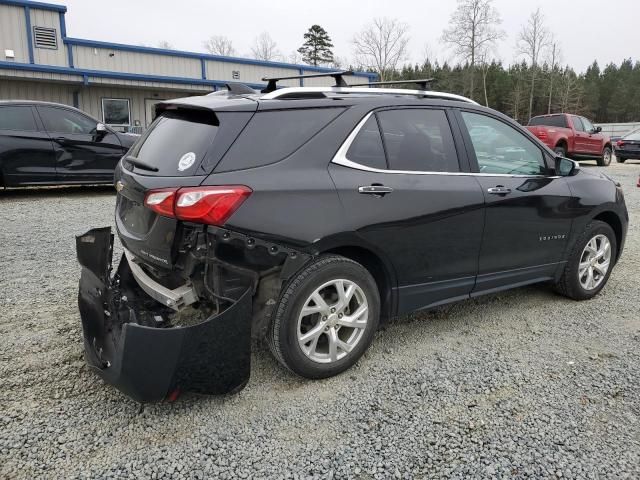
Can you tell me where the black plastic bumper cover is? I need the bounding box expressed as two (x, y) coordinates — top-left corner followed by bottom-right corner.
(76, 227), (252, 403)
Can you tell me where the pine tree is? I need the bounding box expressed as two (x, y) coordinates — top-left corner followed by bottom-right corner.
(297, 25), (334, 66)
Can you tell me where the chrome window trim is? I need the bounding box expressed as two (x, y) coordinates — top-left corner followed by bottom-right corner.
(331, 111), (555, 179)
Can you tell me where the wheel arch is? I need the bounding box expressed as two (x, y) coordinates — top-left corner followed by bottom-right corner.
(555, 138), (568, 149)
(321, 244), (397, 322)
(593, 210), (623, 261)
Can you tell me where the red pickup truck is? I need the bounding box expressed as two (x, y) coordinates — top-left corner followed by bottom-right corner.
(526, 113), (612, 166)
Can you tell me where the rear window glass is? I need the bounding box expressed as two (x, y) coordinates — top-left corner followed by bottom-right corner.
(528, 115), (567, 128)
(0, 106), (37, 131)
(128, 110), (219, 175)
(346, 116), (387, 169)
(625, 129), (640, 141)
(216, 108), (344, 172)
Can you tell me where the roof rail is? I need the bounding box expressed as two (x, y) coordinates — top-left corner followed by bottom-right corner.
(349, 78), (435, 90)
(260, 86), (477, 104)
(261, 70), (353, 93)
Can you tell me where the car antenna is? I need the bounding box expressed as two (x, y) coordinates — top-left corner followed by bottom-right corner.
(224, 83), (258, 95)
(261, 70), (353, 93)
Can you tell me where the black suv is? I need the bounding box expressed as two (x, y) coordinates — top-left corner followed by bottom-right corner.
(76, 74), (628, 402)
(0, 100), (137, 187)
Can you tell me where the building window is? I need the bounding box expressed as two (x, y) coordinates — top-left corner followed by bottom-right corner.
(102, 98), (131, 126)
(33, 27), (58, 49)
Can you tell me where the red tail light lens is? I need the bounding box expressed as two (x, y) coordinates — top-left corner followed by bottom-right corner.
(537, 130), (548, 140)
(617, 140), (625, 147)
(144, 186), (251, 225)
(144, 188), (177, 217)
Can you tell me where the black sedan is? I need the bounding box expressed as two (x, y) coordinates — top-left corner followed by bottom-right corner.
(615, 128), (640, 163)
(0, 100), (138, 187)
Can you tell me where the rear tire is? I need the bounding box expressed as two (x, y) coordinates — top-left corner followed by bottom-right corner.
(554, 220), (617, 300)
(267, 254), (380, 379)
(597, 146), (612, 166)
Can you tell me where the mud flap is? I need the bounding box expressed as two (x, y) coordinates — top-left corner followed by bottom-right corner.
(76, 228), (252, 403)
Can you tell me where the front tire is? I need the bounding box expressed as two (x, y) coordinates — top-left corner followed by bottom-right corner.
(554, 145), (567, 157)
(597, 146), (612, 166)
(555, 221), (617, 300)
(268, 255), (380, 379)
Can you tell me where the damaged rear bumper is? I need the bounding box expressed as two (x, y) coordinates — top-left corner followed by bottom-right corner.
(76, 227), (252, 403)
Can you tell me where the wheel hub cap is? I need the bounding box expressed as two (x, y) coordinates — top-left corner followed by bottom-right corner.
(578, 234), (611, 291)
(296, 279), (369, 364)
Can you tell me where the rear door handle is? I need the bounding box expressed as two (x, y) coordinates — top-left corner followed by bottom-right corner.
(487, 186), (511, 195)
(358, 185), (393, 195)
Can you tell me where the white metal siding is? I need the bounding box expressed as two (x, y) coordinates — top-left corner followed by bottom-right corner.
(205, 61), (298, 87)
(73, 45), (201, 78)
(0, 68), (83, 82)
(0, 5), (29, 63)
(300, 71), (367, 87)
(30, 8), (66, 66)
(0, 79), (74, 104)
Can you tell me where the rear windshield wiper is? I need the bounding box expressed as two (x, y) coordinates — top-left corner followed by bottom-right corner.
(125, 156), (159, 172)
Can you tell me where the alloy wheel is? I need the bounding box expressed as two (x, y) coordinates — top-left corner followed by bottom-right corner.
(578, 234), (611, 290)
(297, 279), (369, 364)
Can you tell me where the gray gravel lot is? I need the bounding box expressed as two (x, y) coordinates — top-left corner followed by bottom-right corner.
(1, 161), (639, 479)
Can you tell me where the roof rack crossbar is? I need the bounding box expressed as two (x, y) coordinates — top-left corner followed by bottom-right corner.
(349, 78), (435, 90)
(261, 70), (353, 93)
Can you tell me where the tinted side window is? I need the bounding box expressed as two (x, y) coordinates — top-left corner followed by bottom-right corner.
(0, 106), (37, 131)
(38, 107), (96, 134)
(461, 111), (546, 175)
(346, 115), (387, 169)
(581, 117), (594, 132)
(376, 109), (459, 172)
(217, 108), (344, 172)
(571, 116), (584, 132)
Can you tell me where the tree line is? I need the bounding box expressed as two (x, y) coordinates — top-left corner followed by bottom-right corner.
(193, 0), (638, 123)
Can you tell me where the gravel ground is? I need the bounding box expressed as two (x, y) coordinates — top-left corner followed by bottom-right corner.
(1, 161), (639, 479)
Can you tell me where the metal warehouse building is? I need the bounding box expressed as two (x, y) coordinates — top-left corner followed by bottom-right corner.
(0, 0), (375, 131)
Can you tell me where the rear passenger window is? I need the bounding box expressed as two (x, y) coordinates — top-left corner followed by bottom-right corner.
(0, 106), (37, 131)
(217, 108), (344, 172)
(346, 116), (387, 169)
(376, 109), (459, 172)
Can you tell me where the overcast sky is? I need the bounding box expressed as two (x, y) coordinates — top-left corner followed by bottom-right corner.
(61, 0), (637, 73)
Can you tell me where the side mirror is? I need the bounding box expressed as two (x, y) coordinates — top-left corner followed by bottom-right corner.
(555, 156), (580, 176)
(96, 122), (107, 133)
(594, 126), (602, 134)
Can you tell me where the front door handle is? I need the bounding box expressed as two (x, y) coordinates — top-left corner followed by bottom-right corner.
(358, 185), (393, 195)
(487, 186), (511, 195)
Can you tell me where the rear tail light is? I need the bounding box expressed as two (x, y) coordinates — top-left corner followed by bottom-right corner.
(617, 140), (625, 147)
(537, 130), (548, 140)
(144, 186), (251, 225)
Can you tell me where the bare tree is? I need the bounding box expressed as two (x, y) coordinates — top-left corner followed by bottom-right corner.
(203, 35), (236, 57)
(478, 49), (491, 107)
(546, 39), (562, 114)
(441, 0), (504, 99)
(517, 8), (550, 121)
(156, 40), (173, 49)
(352, 17), (410, 81)
(251, 32), (281, 62)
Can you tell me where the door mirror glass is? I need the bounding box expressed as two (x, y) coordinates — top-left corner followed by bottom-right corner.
(555, 156), (579, 176)
(96, 122), (107, 133)
(594, 126), (602, 133)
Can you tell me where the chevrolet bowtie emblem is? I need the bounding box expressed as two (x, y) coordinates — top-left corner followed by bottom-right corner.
(115, 181), (124, 192)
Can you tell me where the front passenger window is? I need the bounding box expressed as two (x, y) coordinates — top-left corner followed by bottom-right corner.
(461, 112), (547, 176)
